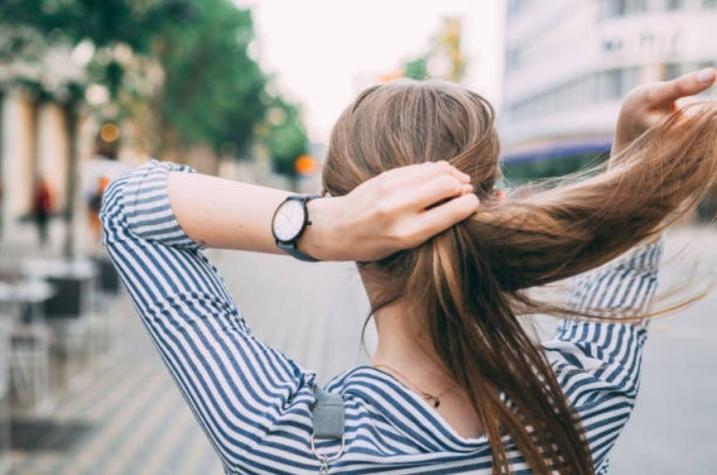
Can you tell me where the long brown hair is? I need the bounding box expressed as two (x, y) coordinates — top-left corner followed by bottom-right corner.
(322, 79), (717, 474)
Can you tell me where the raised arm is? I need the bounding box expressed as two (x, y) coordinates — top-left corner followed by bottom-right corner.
(100, 159), (478, 471)
(101, 161), (322, 471)
(166, 159), (479, 260)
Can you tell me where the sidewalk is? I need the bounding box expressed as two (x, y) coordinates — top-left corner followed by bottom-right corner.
(1, 221), (221, 474)
(8, 295), (222, 475)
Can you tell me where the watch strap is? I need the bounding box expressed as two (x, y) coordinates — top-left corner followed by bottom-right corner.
(277, 240), (320, 262)
(273, 193), (322, 262)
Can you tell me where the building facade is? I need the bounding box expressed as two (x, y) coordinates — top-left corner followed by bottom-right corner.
(500, 0), (717, 159)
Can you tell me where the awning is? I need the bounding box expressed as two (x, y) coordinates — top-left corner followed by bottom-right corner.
(500, 137), (613, 165)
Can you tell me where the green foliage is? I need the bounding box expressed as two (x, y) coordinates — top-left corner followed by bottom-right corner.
(0, 0), (308, 165)
(0, 0), (192, 53)
(400, 17), (466, 83)
(265, 98), (308, 177)
(0, 0), (194, 107)
(155, 0), (268, 154)
(404, 56), (429, 80)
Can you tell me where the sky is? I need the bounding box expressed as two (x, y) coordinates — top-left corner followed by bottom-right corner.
(240, 0), (506, 143)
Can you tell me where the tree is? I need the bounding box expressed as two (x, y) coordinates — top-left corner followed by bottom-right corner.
(0, 0), (307, 239)
(0, 1), (264, 253)
(404, 56), (429, 80)
(0, 0), (194, 257)
(264, 98), (309, 180)
(0, 0), (191, 53)
(399, 17), (467, 83)
(154, 0), (268, 156)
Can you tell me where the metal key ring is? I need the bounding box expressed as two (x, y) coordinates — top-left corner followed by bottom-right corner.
(310, 435), (346, 473)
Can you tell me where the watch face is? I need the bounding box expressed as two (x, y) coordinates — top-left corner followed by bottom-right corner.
(272, 199), (306, 242)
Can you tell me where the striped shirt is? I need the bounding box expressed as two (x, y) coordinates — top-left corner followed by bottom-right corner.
(100, 160), (662, 474)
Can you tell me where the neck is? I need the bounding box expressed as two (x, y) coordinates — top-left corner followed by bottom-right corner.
(370, 298), (453, 390)
(361, 271), (484, 438)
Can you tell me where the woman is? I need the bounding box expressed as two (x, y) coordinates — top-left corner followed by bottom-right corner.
(101, 68), (717, 474)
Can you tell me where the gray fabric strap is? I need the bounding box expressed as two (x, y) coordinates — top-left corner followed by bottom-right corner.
(311, 385), (345, 440)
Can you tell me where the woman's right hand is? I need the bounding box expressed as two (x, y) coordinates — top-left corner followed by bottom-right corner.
(301, 161), (480, 262)
(612, 67), (716, 156)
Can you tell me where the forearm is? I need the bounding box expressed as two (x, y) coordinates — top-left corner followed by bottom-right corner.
(167, 170), (334, 258)
(165, 159), (479, 262)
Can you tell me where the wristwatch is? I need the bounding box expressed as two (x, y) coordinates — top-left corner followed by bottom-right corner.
(271, 193), (322, 262)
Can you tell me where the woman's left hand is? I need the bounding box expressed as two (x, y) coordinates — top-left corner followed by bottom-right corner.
(613, 67), (716, 156)
(300, 161), (480, 262)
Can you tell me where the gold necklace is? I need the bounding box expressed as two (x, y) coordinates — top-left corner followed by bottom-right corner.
(373, 364), (457, 409)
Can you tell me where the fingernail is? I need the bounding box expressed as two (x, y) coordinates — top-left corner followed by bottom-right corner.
(697, 68), (716, 84)
(462, 184), (474, 194)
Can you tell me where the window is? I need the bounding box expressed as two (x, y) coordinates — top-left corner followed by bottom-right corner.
(627, 0), (648, 14)
(665, 63), (683, 80)
(601, 69), (622, 99)
(506, 47), (523, 72)
(599, 67), (639, 100)
(508, 0), (531, 17)
(600, 0), (648, 19)
(507, 69), (646, 122)
(601, 0), (627, 18)
(621, 67), (640, 95)
(666, 0), (685, 10)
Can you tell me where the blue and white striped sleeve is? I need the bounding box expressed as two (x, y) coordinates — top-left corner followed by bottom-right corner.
(542, 239), (662, 467)
(99, 160), (320, 473)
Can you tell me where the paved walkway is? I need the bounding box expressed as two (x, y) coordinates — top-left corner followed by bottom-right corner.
(4, 223), (717, 474)
(8, 297), (223, 475)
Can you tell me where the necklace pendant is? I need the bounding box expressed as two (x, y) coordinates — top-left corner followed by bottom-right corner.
(423, 393), (440, 408)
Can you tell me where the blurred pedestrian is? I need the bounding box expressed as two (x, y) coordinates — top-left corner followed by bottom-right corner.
(88, 176), (111, 238)
(32, 177), (53, 246)
(82, 123), (128, 243)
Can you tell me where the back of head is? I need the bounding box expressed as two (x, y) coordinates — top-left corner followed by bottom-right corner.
(323, 79), (717, 473)
(324, 79), (500, 198)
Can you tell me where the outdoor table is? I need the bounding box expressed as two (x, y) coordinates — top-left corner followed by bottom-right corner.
(21, 258), (97, 319)
(0, 279), (55, 322)
(21, 259), (99, 392)
(91, 254), (121, 295)
(0, 279), (55, 416)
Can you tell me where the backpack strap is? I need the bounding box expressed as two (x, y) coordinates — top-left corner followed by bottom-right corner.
(310, 385), (346, 473)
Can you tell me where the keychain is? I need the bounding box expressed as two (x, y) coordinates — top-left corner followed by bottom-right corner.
(311, 385), (346, 474)
(311, 434), (345, 474)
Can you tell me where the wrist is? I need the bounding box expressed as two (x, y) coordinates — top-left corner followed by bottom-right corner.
(611, 118), (637, 160)
(298, 196), (344, 261)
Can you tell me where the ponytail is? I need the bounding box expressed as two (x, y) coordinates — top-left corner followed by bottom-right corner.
(474, 105), (717, 292)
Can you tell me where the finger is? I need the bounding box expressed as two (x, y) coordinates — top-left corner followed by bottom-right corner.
(399, 174), (473, 211)
(413, 192), (480, 242)
(648, 68), (716, 106)
(383, 161), (470, 188)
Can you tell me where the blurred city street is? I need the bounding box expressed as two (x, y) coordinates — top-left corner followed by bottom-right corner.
(1, 0), (717, 473)
(2, 224), (714, 474)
